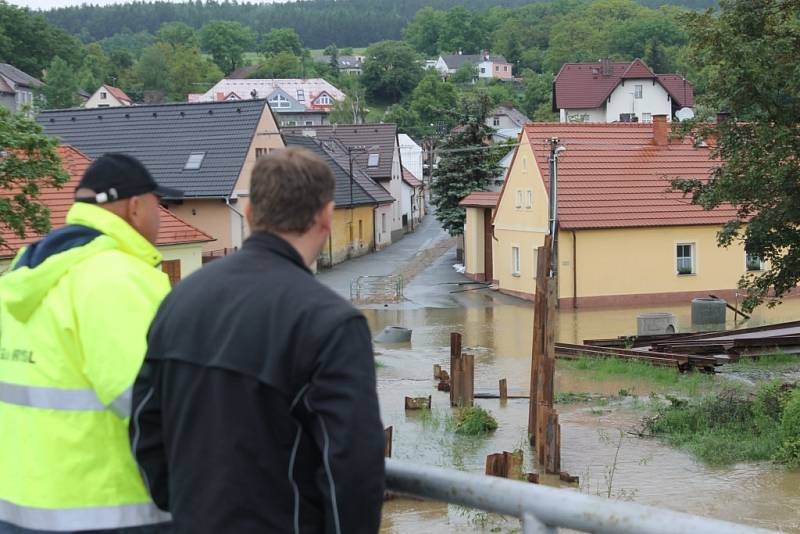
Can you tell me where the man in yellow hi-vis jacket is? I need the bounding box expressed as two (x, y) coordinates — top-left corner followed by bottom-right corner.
(0, 154), (178, 533)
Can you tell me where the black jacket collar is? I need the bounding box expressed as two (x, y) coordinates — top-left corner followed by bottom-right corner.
(243, 231), (312, 274)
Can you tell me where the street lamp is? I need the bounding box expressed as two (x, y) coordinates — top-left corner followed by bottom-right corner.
(549, 139), (566, 275)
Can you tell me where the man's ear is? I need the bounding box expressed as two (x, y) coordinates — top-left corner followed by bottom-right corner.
(318, 201), (335, 233)
(245, 202), (254, 228)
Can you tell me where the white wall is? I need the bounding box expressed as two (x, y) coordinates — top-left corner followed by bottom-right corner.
(389, 141), (404, 234)
(84, 88), (128, 109)
(374, 204), (393, 249)
(398, 134), (423, 180)
(560, 108), (607, 123)
(478, 60), (493, 78)
(400, 181), (413, 226)
(605, 79), (672, 123)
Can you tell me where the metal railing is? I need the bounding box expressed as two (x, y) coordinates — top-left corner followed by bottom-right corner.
(349, 275), (403, 304)
(385, 458), (777, 534)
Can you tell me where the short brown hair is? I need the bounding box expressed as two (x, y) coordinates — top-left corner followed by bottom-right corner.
(249, 147), (335, 233)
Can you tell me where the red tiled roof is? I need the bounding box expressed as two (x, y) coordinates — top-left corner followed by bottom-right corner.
(520, 122), (737, 230)
(0, 146), (212, 259)
(553, 59), (694, 110)
(103, 84), (133, 104)
(401, 166), (423, 188)
(460, 191), (500, 208)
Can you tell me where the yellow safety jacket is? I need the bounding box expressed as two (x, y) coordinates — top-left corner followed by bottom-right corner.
(0, 202), (171, 531)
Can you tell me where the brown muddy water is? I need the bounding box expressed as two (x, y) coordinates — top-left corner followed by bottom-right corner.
(367, 296), (800, 533)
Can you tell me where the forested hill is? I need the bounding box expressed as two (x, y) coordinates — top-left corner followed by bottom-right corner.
(45, 0), (717, 48)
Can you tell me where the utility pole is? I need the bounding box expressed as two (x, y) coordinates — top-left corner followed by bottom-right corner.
(548, 138), (565, 277)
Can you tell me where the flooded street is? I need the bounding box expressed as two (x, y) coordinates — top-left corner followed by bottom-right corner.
(368, 293), (800, 533)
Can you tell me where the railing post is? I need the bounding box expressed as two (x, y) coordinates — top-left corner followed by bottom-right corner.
(522, 513), (556, 534)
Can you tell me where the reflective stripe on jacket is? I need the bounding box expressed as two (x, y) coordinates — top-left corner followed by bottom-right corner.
(0, 202), (171, 531)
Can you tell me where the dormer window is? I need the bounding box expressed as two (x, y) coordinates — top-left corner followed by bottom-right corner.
(315, 94), (332, 105)
(269, 94), (291, 109)
(368, 153), (379, 167)
(296, 89), (305, 102)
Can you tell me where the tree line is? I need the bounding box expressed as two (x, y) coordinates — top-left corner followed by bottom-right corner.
(43, 0), (716, 49)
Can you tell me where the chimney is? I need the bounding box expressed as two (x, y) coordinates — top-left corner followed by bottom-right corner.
(652, 114), (669, 146)
(215, 92), (224, 101)
(601, 58), (612, 77)
(716, 111), (731, 125)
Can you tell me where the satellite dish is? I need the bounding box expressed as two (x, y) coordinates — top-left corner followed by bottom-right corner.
(675, 107), (695, 122)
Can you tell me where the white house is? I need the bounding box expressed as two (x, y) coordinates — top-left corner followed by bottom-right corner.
(434, 51), (513, 80)
(84, 84), (133, 108)
(398, 133), (424, 181)
(552, 58), (694, 123)
(189, 78), (345, 127)
(0, 63), (41, 113)
(401, 167), (424, 231)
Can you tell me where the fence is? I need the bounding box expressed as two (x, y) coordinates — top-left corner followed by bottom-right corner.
(349, 275), (403, 304)
(385, 458), (777, 534)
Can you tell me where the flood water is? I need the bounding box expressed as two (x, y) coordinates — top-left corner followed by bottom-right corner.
(368, 294), (800, 533)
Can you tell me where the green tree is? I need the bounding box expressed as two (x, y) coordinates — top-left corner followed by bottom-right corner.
(251, 51), (303, 78)
(361, 40), (423, 103)
(671, 0), (800, 311)
(199, 20), (255, 74)
(156, 22), (198, 49)
(166, 45), (222, 100)
(132, 43), (173, 95)
(329, 81), (368, 124)
(260, 27), (302, 57)
(431, 93), (501, 235)
(438, 6), (488, 55)
(521, 70), (555, 120)
(451, 63), (477, 84)
(402, 6), (446, 56)
(41, 57), (79, 109)
(77, 43), (113, 92)
(409, 72), (458, 136)
(0, 107), (69, 245)
(382, 104), (419, 132)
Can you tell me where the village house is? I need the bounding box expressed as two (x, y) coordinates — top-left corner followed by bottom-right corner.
(434, 51), (513, 80)
(0, 63), (42, 113)
(84, 84), (133, 108)
(283, 123), (407, 242)
(284, 134), (395, 264)
(401, 167), (425, 231)
(39, 99), (285, 257)
(553, 58), (694, 124)
(462, 116), (764, 308)
(189, 78), (345, 127)
(0, 146), (213, 282)
(316, 55), (365, 75)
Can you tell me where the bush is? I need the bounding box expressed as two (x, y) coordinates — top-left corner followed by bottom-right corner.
(775, 389), (800, 468)
(455, 406), (498, 436)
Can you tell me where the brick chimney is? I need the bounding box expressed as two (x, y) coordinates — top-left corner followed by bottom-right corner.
(652, 114), (669, 146)
(601, 57), (612, 77)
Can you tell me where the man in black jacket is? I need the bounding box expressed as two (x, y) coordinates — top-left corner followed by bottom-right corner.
(130, 147), (385, 534)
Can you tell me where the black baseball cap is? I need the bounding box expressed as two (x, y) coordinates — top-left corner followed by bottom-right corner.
(75, 153), (183, 204)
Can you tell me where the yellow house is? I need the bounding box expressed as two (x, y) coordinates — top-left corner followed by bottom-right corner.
(39, 99), (285, 257)
(468, 116), (762, 308)
(1, 146), (213, 283)
(284, 134), (395, 266)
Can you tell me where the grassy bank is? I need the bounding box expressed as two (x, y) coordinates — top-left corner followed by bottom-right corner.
(559, 356), (715, 396)
(644, 382), (800, 467)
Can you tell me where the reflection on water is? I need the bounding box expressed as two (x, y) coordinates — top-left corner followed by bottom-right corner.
(370, 296), (800, 533)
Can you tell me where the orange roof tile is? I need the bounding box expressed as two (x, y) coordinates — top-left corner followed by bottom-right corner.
(460, 191), (500, 208)
(521, 122), (738, 230)
(103, 84), (133, 104)
(401, 166), (423, 188)
(0, 146), (212, 259)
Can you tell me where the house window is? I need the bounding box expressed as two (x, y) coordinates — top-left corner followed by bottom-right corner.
(642, 112), (652, 123)
(480, 67), (486, 74)
(495, 66), (499, 72)
(255, 148), (270, 158)
(493, 117), (500, 126)
(287, 120), (297, 126)
(184, 152), (206, 170)
(676, 243), (695, 275)
(296, 89), (305, 102)
(504, 65), (508, 72)
(515, 190), (522, 208)
(268, 94), (291, 109)
(316, 94), (332, 105)
(368, 153), (380, 167)
(526, 190), (532, 209)
(634, 85), (643, 99)
(100, 91), (107, 100)
(381, 213), (387, 233)
(511, 246), (521, 276)
(746, 252), (764, 272)
(305, 120), (313, 126)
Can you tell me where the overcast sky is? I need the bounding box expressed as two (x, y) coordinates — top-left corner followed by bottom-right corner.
(10, 0), (283, 10)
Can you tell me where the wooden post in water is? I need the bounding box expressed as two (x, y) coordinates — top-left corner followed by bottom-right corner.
(528, 237), (552, 445)
(450, 333), (462, 406)
(499, 378), (508, 403)
(433, 364), (442, 380)
(462, 353), (474, 407)
(485, 450), (523, 479)
(384, 426), (393, 458)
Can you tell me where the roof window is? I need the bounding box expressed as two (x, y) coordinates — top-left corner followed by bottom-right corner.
(368, 153), (380, 167)
(184, 152), (206, 170)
